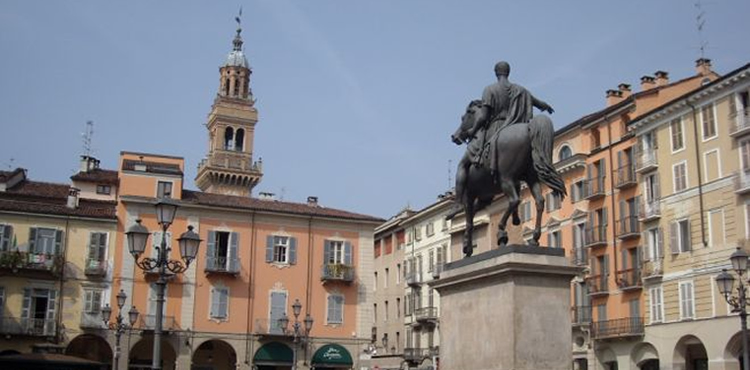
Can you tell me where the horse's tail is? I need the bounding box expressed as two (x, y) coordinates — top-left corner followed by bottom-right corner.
(529, 115), (567, 199)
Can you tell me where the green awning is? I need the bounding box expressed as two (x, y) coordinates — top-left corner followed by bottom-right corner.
(253, 342), (293, 365)
(311, 344), (353, 366)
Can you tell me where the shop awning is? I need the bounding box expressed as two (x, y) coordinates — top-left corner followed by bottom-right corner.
(253, 342), (293, 365)
(311, 344), (353, 367)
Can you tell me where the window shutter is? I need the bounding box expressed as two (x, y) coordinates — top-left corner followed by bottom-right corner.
(670, 222), (679, 255)
(327, 295), (335, 322)
(206, 231), (216, 258)
(589, 257), (596, 276)
(600, 159), (607, 178)
(88, 233), (99, 260)
(22, 288), (31, 319)
(617, 151), (623, 170)
(229, 232), (239, 262)
(685, 221), (692, 252)
(633, 196), (641, 217)
(621, 247), (628, 271)
(602, 207), (608, 227)
(641, 232), (650, 262)
(28, 227), (37, 252)
(84, 291), (93, 313)
(210, 288), (219, 317)
(265, 235), (274, 263)
(289, 237), (297, 265)
(344, 241), (352, 265)
(603, 255), (609, 277)
(92, 291), (101, 313)
(54, 230), (63, 255)
(46, 290), (57, 334)
(587, 164), (593, 181)
(619, 200), (626, 232)
(219, 289), (229, 318)
(547, 232), (552, 248)
(324, 240), (331, 264)
(657, 227), (664, 258)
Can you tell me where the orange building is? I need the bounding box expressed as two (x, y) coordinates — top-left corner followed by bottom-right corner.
(106, 23), (382, 370)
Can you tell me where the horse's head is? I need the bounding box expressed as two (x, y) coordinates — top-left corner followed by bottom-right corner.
(452, 99), (483, 145)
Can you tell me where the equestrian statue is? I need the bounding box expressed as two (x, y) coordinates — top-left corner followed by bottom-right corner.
(447, 61), (566, 258)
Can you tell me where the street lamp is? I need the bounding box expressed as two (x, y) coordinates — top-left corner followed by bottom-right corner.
(279, 298), (313, 370)
(716, 247), (750, 370)
(102, 289), (139, 370)
(125, 199), (202, 370)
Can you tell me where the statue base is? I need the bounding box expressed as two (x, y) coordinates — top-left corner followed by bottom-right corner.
(430, 245), (582, 370)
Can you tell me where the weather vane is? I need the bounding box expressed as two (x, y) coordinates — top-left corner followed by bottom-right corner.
(235, 6), (243, 29)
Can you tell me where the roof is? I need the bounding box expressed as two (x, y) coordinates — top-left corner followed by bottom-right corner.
(173, 190), (384, 223)
(0, 168), (25, 182)
(70, 168), (119, 185)
(0, 180), (117, 219)
(121, 159), (183, 176)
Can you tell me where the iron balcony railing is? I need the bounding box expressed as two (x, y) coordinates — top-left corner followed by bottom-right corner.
(571, 305), (592, 326)
(84, 259), (107, 276)
(592, 317), (644, 339)
(79, 312), (106, 329)
(403, 348), (425, 362)
(321, 264), (355, 282)
(0, 251), (64, 276)
(617, 216), (640, 239)
(636, 151), (658, 172)
(583, 177), (606, 200)
(254, 318), (286, 335)
(197, 151), (262, 173)
(586, 275), (609, 296)
(615, 165), (637, 188)
(617, 268), (642, 290)
(584, 225), (607, 248)
(730, 108), (750, 137)
(205, 256), (240, 275)
(569, 247), (589, 267)
(405, 271), (422, 286)
(0, 316), (56, 336)
(415, 307), (438, 322)
(639, 201), (661, 221)
(735, 171), (750, 194)
(140, 315), (178, 331)
(642, 259), (664, 279)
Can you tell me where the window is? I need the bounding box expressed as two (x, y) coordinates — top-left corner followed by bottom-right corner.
(670, 118), (684, 152)
(425, 222), (434, 237)
(644, 173), (660, 204)
(546, 192), (561, 211)
(547, 229), (562, 248)
(0, 224), (13, 251)
(558, 145), (573, 161)
(266, 235), (297, 264)
(157, 181), (173, 198)
(384, 300), (389, 321)
(646, 228), (663, 261)
(596, 304), (607, 322)
(95, 184), (111, 195)
(673, 162), (687, 192)
(428, 250), (434, 272)
(701, 104), (717, 140)
(703, 149), (721, 182)
(29, 227), (62, 255)
(670, 219), (691, 254)
(211, 287), (229, 319)
(678, 281), (695, 320)
(207, 231), (239, 271)
(86, 232), (108, 270)
(708, 209), (725, 248)
(83, 289), (102, 314)
(441, 218), (448, 231)
(396, 264), (401, 285)
(385, 268), (389, 288)
(374, 272), (378, 291)
(325, 240), (351, 265)
(396, 298), (401, 318)
(22, 288), (57, 336)
(649, 286), (663, 323)
(373, 303), (377, 323)
(741, 140), (750, 172)
(327, 294), (344, 324)
(571, 180), (585, 203)
(414, 227), (422, 241)
(520, 201), (532, 222)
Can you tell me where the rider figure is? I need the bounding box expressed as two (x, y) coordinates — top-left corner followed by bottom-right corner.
(447, 61), (554, 219)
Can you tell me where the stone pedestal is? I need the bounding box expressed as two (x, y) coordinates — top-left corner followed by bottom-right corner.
(430, 245), (582, 370)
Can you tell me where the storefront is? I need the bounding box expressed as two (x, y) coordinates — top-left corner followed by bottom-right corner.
(310, 344), (353, 369)
(253, 342), (294, 370)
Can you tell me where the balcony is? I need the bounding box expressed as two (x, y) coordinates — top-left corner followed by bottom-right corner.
(642, 259), (663, 280)
(79, 312), (106, 329)
(0, 317), (56, 337)
(432, 264), (443, 279)
(584, 225), (607, 248)
(405, 271), (422, 286)
(571, 306), (592, 326)
(586, 275), (609, 297)
(0, 251), (64, 278)
(617, 216), (640, 240)
(197, 150), (262, 173)
(636, 151), (658, 173)
(583, 177), (606, 200)
(569, 248), (589, 267)
(84, 259), (107, 277)
(415, 307), (438, 323)
(254, 318), (286, 336)
(427, 346), (439, 358)
(639, 201), (661, 221)
(404, 348), (425, 362)
(735, 172), (750, 194)
(616, 268), (642, 291)
(730, 108), (750, 137)
(615, 165), (637, 189)
(592, 317), (644, 340)
(321, 264), (355, 283)
(205, 256), (240, 275)
(139, 315), (178, 333)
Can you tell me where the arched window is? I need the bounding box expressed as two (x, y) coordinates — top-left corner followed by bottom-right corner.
(224, 77), (230, 96)
(224, 127), (234, 150)
(235, 129), (245, 151)
(558, 145), (573, 161)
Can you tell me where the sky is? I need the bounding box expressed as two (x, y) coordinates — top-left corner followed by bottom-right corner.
(1, 1), (749, 219)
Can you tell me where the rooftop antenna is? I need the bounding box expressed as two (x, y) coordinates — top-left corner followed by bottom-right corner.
(82, 120), (94, 157)
(694, 0), (709, 59)
(279, 186), (286, 201)
(4, 157), (15, 170)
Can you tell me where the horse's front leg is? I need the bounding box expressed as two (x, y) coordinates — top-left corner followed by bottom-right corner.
(497, 180), (519, 248)
(528, 180), (545, 246)
(463, 195), (475, 258)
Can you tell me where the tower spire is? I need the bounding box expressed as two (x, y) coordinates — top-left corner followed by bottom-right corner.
(233, 7), (243, 51)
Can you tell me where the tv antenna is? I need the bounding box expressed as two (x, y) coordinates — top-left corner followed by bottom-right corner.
(82, 120), (94, 157)
(694, 1), (709, 59)
(3, 157), (15, 170)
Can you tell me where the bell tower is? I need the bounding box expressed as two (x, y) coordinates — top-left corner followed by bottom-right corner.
(195, 14), (263, 197)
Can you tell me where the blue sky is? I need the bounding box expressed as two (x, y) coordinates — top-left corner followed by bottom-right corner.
(1, 1), (748, 219)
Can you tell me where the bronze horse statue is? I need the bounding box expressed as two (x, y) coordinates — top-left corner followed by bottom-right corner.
(451, 100), (566, 257)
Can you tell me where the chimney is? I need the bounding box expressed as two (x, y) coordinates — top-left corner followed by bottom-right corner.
(696, 58), (713, 76)
(654, 71), (669, 86)
(606, 89), (624, 107)
(640, 75), (656, 91)
(307, 196), (319, 206)
(618, 83), (632, 99)
(79, 155), (97, 173)
(259, 192), (276, 201)
(67, 187), (80, 209)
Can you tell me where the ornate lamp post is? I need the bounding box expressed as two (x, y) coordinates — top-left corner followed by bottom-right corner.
(102, 289), (139, 370)
(716, 247), (750, 370)
(279, 298), (313, 370)
(125, 199), (202, 370)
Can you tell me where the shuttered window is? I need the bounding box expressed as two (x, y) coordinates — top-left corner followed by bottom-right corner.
(266, 235), (297, 264)
(678, 281), (695, 320)
(0, 224), (13, 251)
(649, 287), (663, 323)
(327, 294), (344, 324)
(84, 290), (102, 314)
(210, 287), (229, 319)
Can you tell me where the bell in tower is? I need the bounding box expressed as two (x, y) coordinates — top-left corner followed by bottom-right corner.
(195, 12), (263, 197)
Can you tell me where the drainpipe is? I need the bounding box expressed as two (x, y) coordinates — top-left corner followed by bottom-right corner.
(306, 216), (313, 310)
(245, 211), (256, 367)
(604, 115), (619, 286)
(686, 101), (709, 247)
